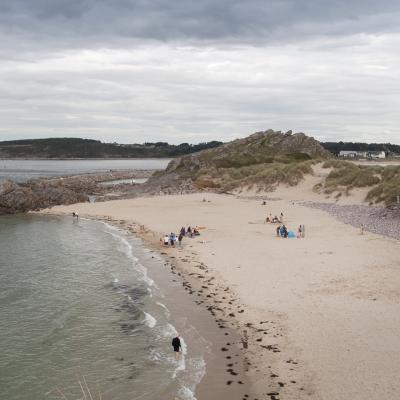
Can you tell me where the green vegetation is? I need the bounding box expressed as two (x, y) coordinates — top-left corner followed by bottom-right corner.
(158, 130), (331, 192)
(321, 141), (400, 156)
(318, 160), (400, 205)
(199, 160), (315, 192)
(366, 166), (400, 205)
(0, 138), (223, 158)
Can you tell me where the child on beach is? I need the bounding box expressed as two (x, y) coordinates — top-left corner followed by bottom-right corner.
(163, 235), (169, 246)
(297, 225), (302, 238)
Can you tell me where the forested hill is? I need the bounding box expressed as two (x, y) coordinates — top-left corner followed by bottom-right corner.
(321, 141), (400, 156)
(0, 138), (223, 159)
(2, 137), (399, 159)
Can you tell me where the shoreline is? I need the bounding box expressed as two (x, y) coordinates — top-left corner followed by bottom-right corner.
(86, 215), (258, 400)
(39, 192), (400, 399)
(37, 201), (306, 400)
(51, 213), (258, 400)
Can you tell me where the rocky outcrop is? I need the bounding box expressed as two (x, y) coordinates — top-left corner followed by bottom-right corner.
(0, 180), (33, 213)
(0, 179), (88, 214)
(141, 130), (332, 194)
(0, 170), (155, 215)
(165, 130), (331, 173)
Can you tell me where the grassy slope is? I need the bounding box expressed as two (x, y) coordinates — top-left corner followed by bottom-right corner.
(164, 130), (331, 192)
(317, 160), (400, 205)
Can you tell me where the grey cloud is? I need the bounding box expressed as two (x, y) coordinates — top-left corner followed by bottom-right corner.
(1, 0), (400, 48)
(0, 1), (400, 144)
(1, 38), (399, 144)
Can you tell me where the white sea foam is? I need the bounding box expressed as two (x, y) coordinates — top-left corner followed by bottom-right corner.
(148, 348), (164, 363)
(143, 312), (157, 328)
(106, 230), (139, 263)
(96, 220), (205, 400)
(177, 386), (197, 400)
(156, 301), (171, 318)
(162, 323), (177, 337)
(101, 224), (158, 289)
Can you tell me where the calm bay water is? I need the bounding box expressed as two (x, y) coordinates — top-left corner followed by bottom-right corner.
(0, 215), (206, 400)
(0, 159), (171, 183)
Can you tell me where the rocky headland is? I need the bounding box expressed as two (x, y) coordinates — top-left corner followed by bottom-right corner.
(0, 170), (153, 215)
(139, 129), (332, 195)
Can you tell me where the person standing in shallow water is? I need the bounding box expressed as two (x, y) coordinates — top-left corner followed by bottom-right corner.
(172, 335), (182, 360)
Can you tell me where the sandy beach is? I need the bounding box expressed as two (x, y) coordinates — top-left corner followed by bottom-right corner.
(40, 186), (400, 400)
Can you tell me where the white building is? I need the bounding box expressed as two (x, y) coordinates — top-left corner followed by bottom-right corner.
(368, 151), (386, 159)
(339, 150), (365, 158)
(339, 150), (385, 159)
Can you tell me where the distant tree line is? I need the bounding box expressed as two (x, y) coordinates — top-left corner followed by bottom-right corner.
(0, 138), (223, 158)
(1, 137), (399, 159)
(321, 142), (400, 156)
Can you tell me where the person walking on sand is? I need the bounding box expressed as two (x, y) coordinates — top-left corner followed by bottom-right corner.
(172, 335), (182, 360)
(178, 232), (183, 246)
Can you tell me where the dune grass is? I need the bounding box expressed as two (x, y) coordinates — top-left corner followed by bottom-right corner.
(193, 160), (315, 192)
(319, 160), (400, 205)
(365, 165), (400, 205)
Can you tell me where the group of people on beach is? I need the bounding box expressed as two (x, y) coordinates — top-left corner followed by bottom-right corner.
(265, 212), (284, 224)
(275, 223), (305, 238)
(163, 226), (201, 247)
(264, 209), (305, 239)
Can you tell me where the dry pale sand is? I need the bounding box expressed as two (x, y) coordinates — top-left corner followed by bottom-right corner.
(40, 185), (400, 400)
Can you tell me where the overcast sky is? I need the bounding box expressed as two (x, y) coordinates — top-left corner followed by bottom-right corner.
(1, 0), (399, 144)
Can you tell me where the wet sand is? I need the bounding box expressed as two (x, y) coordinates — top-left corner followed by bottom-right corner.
(90, 216), (255, 400)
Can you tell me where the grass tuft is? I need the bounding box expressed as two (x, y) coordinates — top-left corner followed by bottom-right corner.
(319, 160), (400, 205)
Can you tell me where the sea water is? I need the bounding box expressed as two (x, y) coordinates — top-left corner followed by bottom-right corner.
(0, 159), (171, 183)
(0, 215), (207, 400)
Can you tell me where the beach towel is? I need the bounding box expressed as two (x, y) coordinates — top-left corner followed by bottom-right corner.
(288, 231), (295, 238)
